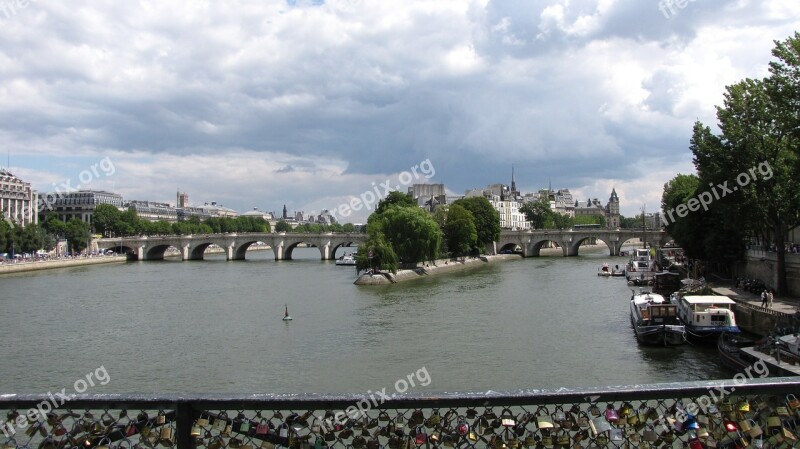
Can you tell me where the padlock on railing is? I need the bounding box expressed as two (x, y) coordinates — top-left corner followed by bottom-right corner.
(537, 407), (554, 430)
(501, 408), (516, 427)
(590, 416), (611, 437)
(604, 404), (619, 424)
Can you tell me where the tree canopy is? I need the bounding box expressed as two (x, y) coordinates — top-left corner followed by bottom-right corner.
(451, 197), (500, 251)
(662, 32), (800, 292)
(442, 204), (477, 259)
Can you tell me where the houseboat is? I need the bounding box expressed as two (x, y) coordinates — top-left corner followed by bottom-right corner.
(630, 290), (686, 346)
(672, 294), (739, 340)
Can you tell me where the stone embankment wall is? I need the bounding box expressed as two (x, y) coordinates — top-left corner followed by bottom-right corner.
(736, 250), (800, 297)
(0, 256), (127, 275)
(354, 254), (520, 285)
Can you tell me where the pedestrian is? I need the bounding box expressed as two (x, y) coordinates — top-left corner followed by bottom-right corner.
(761, 290), (768, 308)
(768, 290), (774, 309)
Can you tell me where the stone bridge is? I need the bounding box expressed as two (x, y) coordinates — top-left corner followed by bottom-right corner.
(493, 228), (670, 257)
(95, 232), (366, 261)
(96, 229), (668, 262)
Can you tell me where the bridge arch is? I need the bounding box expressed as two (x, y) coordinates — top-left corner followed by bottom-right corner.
(566, 236), (615, 257)
(331, 241), (359, 258)
(283, 240), (324, 260)
(145, 244), (180, 261)
(528, 239), (566, 257)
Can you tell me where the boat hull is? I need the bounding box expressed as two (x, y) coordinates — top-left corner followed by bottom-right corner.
(629, 301), (686, 346)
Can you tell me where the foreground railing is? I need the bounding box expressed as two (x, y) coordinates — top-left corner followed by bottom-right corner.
(1, 378), (799, 449)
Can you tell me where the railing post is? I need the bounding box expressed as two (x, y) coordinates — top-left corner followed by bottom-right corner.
(176, 401), (193, 449)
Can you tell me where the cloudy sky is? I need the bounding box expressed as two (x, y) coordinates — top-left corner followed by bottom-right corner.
(2, 0), (798, 222)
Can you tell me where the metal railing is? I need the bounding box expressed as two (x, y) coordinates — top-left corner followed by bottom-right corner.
(1, 378), (799, 449)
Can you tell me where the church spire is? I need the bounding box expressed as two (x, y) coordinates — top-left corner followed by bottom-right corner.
(510, 164), (517, 194)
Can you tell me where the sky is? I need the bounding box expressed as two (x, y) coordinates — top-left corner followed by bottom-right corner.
(1, 0), (799, 223)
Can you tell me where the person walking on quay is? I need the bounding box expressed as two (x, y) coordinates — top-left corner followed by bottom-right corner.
(761, 289), (768, 308)
(767, 289), (774, 309)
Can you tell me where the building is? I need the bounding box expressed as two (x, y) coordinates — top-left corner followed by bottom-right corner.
(573, 189), (620, 228)
(176, 191), (189, 209)
(40, 190), (124, 225)
(464, 182), (529, 230)
(127, 200), (178, 222)
(240, 207), (274, 221)
(409, 183), (447, 212)
(0, 169), (37, 227)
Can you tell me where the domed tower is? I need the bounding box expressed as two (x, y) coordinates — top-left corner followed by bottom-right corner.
(606, 188), (620, 228)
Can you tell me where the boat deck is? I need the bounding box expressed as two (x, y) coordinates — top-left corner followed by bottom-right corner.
(739, 347), (800, 375)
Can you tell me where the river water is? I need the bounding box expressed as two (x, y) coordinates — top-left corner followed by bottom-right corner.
(0, 246), (728, 395)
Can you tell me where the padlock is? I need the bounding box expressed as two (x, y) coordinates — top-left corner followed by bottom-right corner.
(456, 416), (469, 436)
(442, 434), (455, 447)
(590, 417), (611, 437)
(737, 399), (750, 413)
(524, 431), (537, 447)
(604, 405), (619, 424)
(557, 429), (570, 446)
(688, 437), (704, 449)
(553, 406), (567, 425)
(609, 428), (623, 442)
(379, 411), (391, 422)
(256, 418), (270, 435)
(429, 409), (442, 427)
(396, 413), (406, 425)
(777, 406), (791, 417)
(588, 404), (601, 418)
(501, 408), (516, 427)
(720, 400), (733, 413)
(788, 395), (800, 410)
(643, 425), (658, 442)
(768, 415), (782, 428)
(484, 409), (498, 421)
(430, 429), (441, 443)
(160, 427), (174, 446)
(748, 419), (763, 437)
(537, 408), (554, 430)
(410, 410), (425, 427)
(261, 440), (276, 449)
(639, 442), (651, 449)
(95, 437), (111, 449)
(576, 412), (590, 428)
(627, 429), (640, 442)
(230, 440), (243, 449)
(279, 423), (290, 438)
(697, 427), (710, 439)
(353, 435), (367, 449)
(191, 424), (202, 437)
(619, 403), (634, 419)
(214, 412), (229, 431)
(466, 409), (478, 419)
(474, 415), (489, 435)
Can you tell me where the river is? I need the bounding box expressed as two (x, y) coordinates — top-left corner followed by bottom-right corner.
(0, 245), (729, 395)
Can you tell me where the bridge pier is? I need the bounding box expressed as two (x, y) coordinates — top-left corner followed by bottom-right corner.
(320, 242), (332, 260)
(273, 241), (285, 261)
(182, 245), (190, 261)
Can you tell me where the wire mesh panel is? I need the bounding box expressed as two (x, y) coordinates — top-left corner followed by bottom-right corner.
(0, 378), (798, 449)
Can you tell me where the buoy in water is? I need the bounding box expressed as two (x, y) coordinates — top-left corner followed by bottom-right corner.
(283, 304), (293, 321)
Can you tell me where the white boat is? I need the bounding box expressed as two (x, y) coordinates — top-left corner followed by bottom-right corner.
(335, 253), (357, 266)
(671, 294), (739, 340)
(629, 290), (686, 346)
(597, 262), (624, 277)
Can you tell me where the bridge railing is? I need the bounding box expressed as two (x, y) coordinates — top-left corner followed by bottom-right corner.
(2, 377), (799, 449)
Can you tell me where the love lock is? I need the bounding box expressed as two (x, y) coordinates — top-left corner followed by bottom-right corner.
(590, 417), (611, 437)
(603, 404), (619, 424)
(501, 408), (516, 427)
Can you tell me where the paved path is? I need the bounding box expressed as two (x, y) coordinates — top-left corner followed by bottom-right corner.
(712, 285), (800, 315)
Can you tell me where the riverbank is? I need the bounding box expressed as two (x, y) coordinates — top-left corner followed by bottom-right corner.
(354, 254), (521, 285)
(0, 256), (128, 274)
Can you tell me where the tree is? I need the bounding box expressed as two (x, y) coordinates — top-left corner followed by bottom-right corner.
(443, 204), (477, 259)
(520, 199), (551, 229)
(275, 220), (292, 232)
(452, 197), (500, 252)
(662, 173), (705, 259)
(368, 205), (441, 266)
(355, 234), (398, 274)
(374, 191), (417, 214)
(342, 223), (356, 233)
(64, 218), (90, 254)
(664, 33), (800, 291)
(93, 204), (121, 236)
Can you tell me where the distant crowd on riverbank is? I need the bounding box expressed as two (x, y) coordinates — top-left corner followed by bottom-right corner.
(0, 251), (120, 265)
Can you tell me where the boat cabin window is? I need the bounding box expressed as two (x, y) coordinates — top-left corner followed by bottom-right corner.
(650, 305), (677, 317)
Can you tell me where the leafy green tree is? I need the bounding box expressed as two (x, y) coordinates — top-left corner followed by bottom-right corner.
(374, 191), (417, 214)
(355, 234), (398, 274)
(443, 204), (477, 259)
(550, 213), (575, 230)
(342, 223), (356, 233)
(368, 205), (441, 266)
(92, 204), (121, 236)
(520, 199), (551, 229)
(452, 197), (500, 252)
(661, 173), (706, 259)
(42, 213), (67, 237)
(275, 220), (292, 232)
(64, 218), (90, 253)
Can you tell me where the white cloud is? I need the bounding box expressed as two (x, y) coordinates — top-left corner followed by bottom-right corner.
(1, 0), (798, 222)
